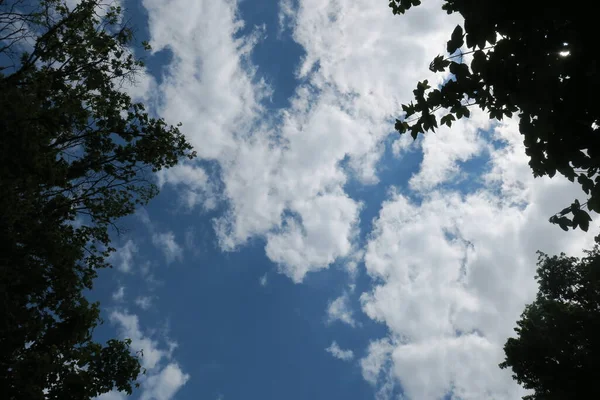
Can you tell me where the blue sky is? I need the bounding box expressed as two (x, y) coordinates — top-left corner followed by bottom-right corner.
(85, 1), (598, 400)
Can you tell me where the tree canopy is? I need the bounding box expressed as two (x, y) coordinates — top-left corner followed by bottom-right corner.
(500, 246), (600, 399)
(0, 0), (195, 398)
(389, 0), (599, 232)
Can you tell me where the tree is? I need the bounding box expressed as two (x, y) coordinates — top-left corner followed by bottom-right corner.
(500, 246), (600, 399)
(0, 0), (195, 398)
(388, 0), (599, 232)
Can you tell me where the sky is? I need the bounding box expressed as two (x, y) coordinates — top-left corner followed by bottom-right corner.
(81, 0), (599, 399)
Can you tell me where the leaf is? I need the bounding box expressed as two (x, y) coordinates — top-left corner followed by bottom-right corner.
(410, 127), (419, 140)
(430, 55), (450, 72)
(572, 209), (592, 232)
(578, 174), (594, 194)
(395, 119), (408, 133)
(447, 25), (464, 54)
(559, 206), (572, 216)
(557, 216), (572, 231)
(417, 79), (431, 91)
(427, 89), (442, 107)
(441, 114), (456, 127)
(471, 50), (486, 74)
(402, 103), (415, 116)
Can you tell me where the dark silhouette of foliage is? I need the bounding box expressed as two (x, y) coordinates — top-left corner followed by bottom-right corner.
(0, 0), (195, 398)
(500, 245), (600, 399)
(389, 0), (599, 232)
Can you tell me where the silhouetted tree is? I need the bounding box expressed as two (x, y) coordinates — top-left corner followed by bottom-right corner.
(389, 0), (599, 232)
(0, 1), (195, 398)
(500, 245), (600, 399)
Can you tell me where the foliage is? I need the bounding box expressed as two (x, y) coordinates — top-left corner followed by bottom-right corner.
(389, 0), (599, 231)
(0, 0), (195, 398)
(500, 246), (600, 399)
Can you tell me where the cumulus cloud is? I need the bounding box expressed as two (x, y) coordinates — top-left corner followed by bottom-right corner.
(325, 341), (354, 361)
(359, 117), (596, 399)
(326, 292), (356, 327)
(360, 338), (394, 386)
(152, 232), (184, 264)
(110, 311), (167, 370)
(408, 108), (491, 192)
(131, 0), (598, 398)
(137, 0), (464, 282)
(110, 311), (189, 400)
(156, 164), (218, 211)
(140, 363), (190, 400)
(110, 239), (138, 273)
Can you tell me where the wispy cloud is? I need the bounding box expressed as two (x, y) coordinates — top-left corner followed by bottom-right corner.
(259, 274), (268, 287)
(109, 239), (138, 273)
(152, 232), (183, 264)
(112, 286), (126, 302)
(325, 341), (354, 362)
(326, 292), (356, 327)
(135, 296), (154, 310)
(110, 311), (189, 400)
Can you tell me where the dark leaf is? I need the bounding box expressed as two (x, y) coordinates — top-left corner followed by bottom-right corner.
(447, 25), (464, 54)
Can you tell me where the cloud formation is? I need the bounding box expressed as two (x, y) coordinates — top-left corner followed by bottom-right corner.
(112, 286), (126, 302)
(135, 296), (154, 310)
(131, 0), (599, 398)
(110, 240), (138, 273)
(326, 292), (356, 327)
(325, 341), (354, 361)
(138, 0), (463, 282)
(359, 118), (596, 399)
(110, 311), (189, 400)
(152, 232), (184, 264)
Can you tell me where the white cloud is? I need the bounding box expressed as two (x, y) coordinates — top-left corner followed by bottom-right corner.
(131, 1), (598, 398)
(326, 292), (356, 327)
(135, 296), (154, 310)
(360, 338), (394, 386)
(110, 239), (138, 273)
(152, 232), (183, 264)
(137, 0), (465, 282)
(156, 164), (218, 211)
(325, 341), (354, 361)
(110, 311), (166, 370)
(95, 390), (126, 400)
(408, 108), (491, 192)
(140, 363), (190, 400)
(358, 117), (597, 400)
(112, 286), (126, 302)
(110, 311), (189, 400)
(259, 274), (268, 287)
